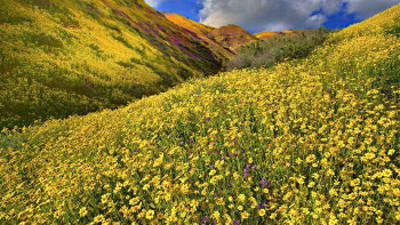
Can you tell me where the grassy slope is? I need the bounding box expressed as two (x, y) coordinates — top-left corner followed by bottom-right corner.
(164, 13), (234, 61)
(1, 3), (400, 225)
(0, 0), (224, 129)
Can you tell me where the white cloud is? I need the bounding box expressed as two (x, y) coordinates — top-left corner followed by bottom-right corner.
(198, 0), (400, 32)
(144, 0), (168, 7)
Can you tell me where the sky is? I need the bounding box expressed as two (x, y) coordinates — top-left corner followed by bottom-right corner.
(144, 0), (400, 33)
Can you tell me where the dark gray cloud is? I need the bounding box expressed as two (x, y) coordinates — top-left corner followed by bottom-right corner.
(198, 0), (400, 31)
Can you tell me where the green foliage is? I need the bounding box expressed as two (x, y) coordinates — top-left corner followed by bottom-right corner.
(386, 25), (400, 37)
(110, 34), (134, 50)
(0, 9), (32, 25)
(103, 23), (122, 33)
(116, 61), (135, 68)
(23, 32), (64, 48)
(228, 27), (330, 70)
(19, 0), (54, 10)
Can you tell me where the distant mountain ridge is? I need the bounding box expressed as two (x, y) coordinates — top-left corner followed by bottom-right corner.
(163, 13), (313, 54)
(164, 13), (259, 54)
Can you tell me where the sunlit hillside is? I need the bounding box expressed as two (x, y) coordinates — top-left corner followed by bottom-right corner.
(0, 0), (226, 129)
(1, 3), (400, 225)
(254, 31), (280, 40)
(255, 30), (312, 40)
(164, 13), (234, 61)
(209, 24), (258, 54)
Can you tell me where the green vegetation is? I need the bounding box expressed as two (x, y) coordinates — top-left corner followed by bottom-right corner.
(386, 25), (400, 37)
(228, 27), (330, 70)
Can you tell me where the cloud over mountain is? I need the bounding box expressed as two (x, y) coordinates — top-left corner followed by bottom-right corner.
(197, 0), (400, 31)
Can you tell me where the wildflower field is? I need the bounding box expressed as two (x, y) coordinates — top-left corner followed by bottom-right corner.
(1, 3), (400, 225)
(0, 0), (224, 129)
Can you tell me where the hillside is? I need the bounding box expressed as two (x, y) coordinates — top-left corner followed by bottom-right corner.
(1, 3), (400, 225)
(254, 30), (280, 40)
(209, 24), (259, 53)
(164, 13), (234, 60)
(230, 27), (330, 69)
(0, 0), (225, 129)
(164, 12), (215, 35)
(255, 29), (311, 40)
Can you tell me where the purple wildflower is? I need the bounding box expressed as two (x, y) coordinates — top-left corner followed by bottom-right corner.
(206, 117), (211, 121)
(261, 178), (267, 185)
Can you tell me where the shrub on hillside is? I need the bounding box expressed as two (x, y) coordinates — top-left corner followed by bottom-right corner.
(227, 27), (330, 70)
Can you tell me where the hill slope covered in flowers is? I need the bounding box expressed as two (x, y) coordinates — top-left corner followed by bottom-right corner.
(1, 3), (400, 225)
(164, 13), (234, 60)
(0, 0), (226, 129)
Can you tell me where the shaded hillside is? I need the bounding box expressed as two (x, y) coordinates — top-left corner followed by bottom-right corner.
(2, 3), (400, 225)
(208, 24), (258, 53)
(164, 12), (234, 61)
(230, 27), (330, 69)
(0, 0), (224, 129)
